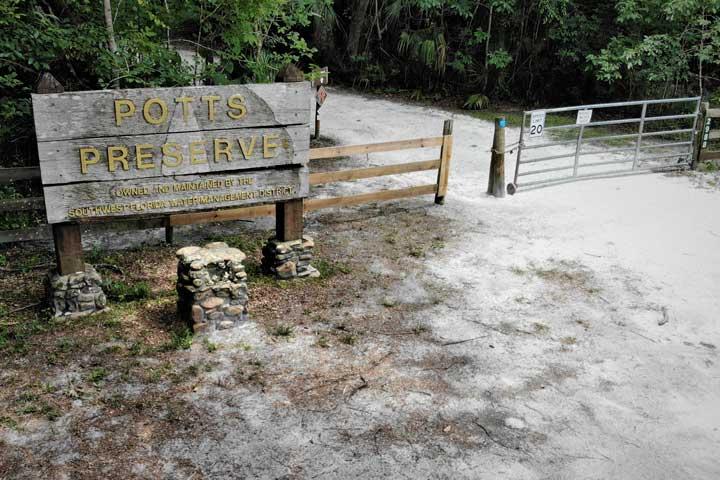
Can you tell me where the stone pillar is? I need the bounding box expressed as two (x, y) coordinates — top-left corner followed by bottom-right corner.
(261, 235), (320, 279)
(46, 264), (107, 317)
(176, 242), (248, 333)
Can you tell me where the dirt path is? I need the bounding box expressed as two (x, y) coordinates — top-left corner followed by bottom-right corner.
(2, 90), (719, 479)
(314, 90), (720, 478)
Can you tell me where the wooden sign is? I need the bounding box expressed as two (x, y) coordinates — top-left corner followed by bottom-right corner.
(316, 86), (328, 107)
(32, 83), (311, 223)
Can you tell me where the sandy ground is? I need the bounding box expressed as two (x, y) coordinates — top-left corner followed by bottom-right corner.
(2, 89), (720, 479)
(311, 90), (720, 478)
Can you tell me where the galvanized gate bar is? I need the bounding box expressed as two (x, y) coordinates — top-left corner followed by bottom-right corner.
(509, 96), (701, 194)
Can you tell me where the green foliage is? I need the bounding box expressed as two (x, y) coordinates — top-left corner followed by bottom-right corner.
(88, 367), (108, 384)
(0, 185), (43, 231)
(169, 327), (194, 350)
(313, 258), (351, 278)
(463, 94), (490, 110)
(271, 323), (294, 337)
(103, 280), (150, 302)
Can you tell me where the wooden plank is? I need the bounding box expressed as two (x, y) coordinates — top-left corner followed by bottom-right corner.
(43, 168), (308, 223)
(435, 121), (454, 203)
(53, 223), (84, 274)
(0, 196), (45, 212)
(32, 83), (311, 142)
(706, 108), (720, 118)
(708, 130), (720, 140)
(0, 216), (171, 245)
(38, 125), (309, 185)
(309, 159), (440, 185)
(309, 137), (444, 160)
(0, 225), (52, 244)
(276, 198), (304, 241)
(0, 167), (41, 184)
(305, 184), (437, 212)
(169, 203), (275, 226)
(699, 151), (720, 161)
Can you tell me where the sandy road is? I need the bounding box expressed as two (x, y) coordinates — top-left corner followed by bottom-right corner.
(313, 89), (720, 478)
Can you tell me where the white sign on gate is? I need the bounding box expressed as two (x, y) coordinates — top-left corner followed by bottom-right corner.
(576, 109), (593, 125)
(529, 111), (546, 138)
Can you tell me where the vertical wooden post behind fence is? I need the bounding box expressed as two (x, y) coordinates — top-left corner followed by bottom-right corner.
(692, 102), (709, 169)
(487, 117), (506, 198)
(434, 119), (454, 204)
(276, 65), (305, 241)
(38, 73), (86, 275)
(314, 92), (321, 139)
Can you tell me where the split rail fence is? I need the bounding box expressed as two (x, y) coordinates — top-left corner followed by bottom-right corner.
(0, 120), (453, 245)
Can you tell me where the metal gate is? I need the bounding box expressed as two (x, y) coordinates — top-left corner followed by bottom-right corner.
(507, 97), (701, 193)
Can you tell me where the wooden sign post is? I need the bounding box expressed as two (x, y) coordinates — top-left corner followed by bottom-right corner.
(32, 72), (312, 273)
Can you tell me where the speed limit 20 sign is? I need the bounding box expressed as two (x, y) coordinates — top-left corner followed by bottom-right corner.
(529, 111), (546, 137)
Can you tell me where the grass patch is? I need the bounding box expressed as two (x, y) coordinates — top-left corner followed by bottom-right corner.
(88, 367), (108, 384)
(339, 334), (357, 345)
(315, 335), (330, 348)
(314, 258), (351, 278)
(103, 280), (150, 302)
(202, 337), (218, 353)
(208, 234), (264, 253)
(168, 327), (193, 350)
(271, 323), (294, 338)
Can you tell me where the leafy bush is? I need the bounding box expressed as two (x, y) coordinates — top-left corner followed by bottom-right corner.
(463, 94), (489, 110)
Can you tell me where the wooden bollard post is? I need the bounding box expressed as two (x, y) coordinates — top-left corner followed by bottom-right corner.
(487, 117), (506, 198)
(38, 73), (86, 275)
(434, 119), (454, 204)
(276, 64), (305, 241)
(314, 106), (321, 140)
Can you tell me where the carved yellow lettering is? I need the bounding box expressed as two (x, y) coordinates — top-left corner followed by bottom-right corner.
(190, 141), (207, 164)
(201, 95), (221, 121)
(227, 94), (247, 120)
(214, 139), (232, 162)
(107, 146), (129, 172)
(162, 143), (183, 167)
(135, 144), (155, 169)
(79, 147), (100, 174)
(237, 136), (256, 159)
(114, 99), (136, 126)
(142, 98), (168, 125)
(263, 133), (280, 158)
(174, 96), (194, 123)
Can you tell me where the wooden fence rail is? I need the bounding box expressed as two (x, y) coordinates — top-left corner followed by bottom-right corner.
(0, 167), (41, 185)
(0, 121), (453, 245)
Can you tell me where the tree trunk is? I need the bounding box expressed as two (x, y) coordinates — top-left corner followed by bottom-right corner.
(103, 0), (120, 89)
(483, 5), (494, 92)
(347, 0), (371, 58)
(103, 0), (118, 53)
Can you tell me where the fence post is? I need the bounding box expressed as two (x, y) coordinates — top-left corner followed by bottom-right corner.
(487, 117), (506, 197)
(693, 102), (709, 169)
(434, 120), (454, 204)
(164, 220), (174, 245)
(38, 73), (85, 275)
(276, 64), (305, 241)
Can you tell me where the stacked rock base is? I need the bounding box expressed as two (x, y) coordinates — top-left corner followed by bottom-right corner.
(261, 236), (320, 279)
(176, 242), (249, 334)
(47, 264), (107, 317)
